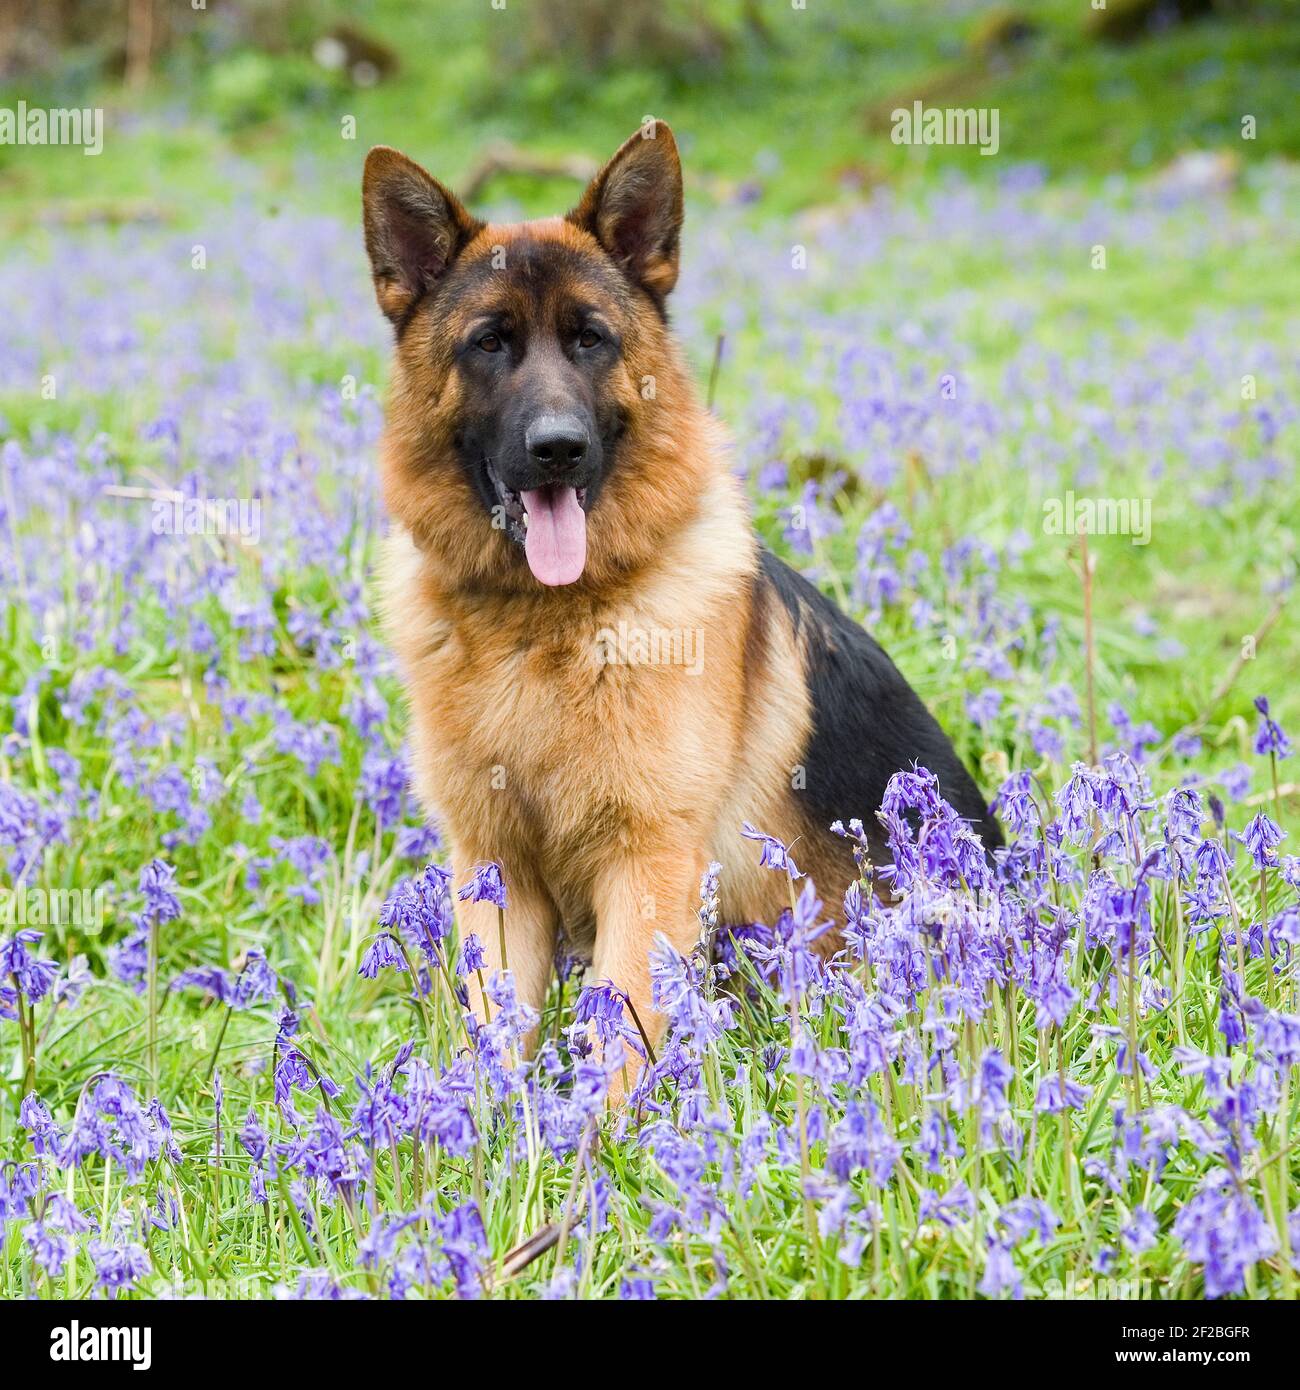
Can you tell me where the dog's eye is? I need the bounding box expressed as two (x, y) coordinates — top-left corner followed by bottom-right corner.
(578, 328), (602, 349)
(477, 333), (502, 353)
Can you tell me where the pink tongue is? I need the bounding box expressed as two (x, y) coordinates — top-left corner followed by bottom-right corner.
(521, 485), (587, 585)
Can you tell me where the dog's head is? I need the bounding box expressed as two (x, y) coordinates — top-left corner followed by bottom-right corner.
(364, 122), (691, 590)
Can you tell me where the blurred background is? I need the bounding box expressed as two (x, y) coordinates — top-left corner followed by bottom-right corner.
(1, 1), (1296, 757)
(2, 0), (1297, 221)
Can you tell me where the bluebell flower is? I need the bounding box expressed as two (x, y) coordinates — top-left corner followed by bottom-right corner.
(978, 1235), (1022, 1298)
(138, 857), (182, 924)
(1234, 813), (1285, 869)
(697, 860), (721, 936)
(359, 934), (406, 979)
(88, 1237), (151, 1296)
(380, 863), (453, 965)
(0, 929), (58, 1003)
(1174, 1172), (1276, 1298)
(998, 1198), (1058, 1245)
(25, 1221), (73, 1277)
(1121, 1207), (1158, 1254)
(457, 862), (507, 911)
(574, 983), (643, 1058)
(917, 1181), (974, 1230)
(1253, 696), (1292, 759)
(240, 1106), (269, 1163)
(456, 932), (486, 977)
(740, 822), (801, 879)
(966, 688), (1002, 732)
(1034, 1073), (1092, 1113)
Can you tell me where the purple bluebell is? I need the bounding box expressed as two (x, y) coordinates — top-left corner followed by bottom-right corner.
(456, 932), (486, 977)
(740, 822), (801, 879)
(359, 934), (406, 979)
(1253, 696), (1292, 759)
(457, 862), (507, 911)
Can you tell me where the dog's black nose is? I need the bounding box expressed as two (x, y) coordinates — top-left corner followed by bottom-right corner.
(526, 415), (589, 470)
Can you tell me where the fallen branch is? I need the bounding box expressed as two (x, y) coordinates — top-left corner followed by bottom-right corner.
(1242, 782), (1298, 809)
(459, 143), (599, 204)
(706, 333), (726, 411)
(496, 1123), (597, 1286)
(101, 483), (182, 502)
(498, 1220), (564, 1280)
(20, 200), (172, 230)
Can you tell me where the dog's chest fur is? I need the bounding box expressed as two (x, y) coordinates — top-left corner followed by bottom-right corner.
(379, 478), (795, 915)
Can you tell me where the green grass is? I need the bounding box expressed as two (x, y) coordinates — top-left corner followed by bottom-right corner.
(0, 4), (1297, 1303)
(4, 1), (1299, 226)
(1, 165), (1297, 1295)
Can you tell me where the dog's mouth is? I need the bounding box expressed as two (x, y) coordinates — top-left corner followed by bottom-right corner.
(486, 462), (589, 587)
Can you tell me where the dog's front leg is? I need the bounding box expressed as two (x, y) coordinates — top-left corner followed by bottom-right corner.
(452, 853), (557, 1054)
(590, 844), (703, 1102)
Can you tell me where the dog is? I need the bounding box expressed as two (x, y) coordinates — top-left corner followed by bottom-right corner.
(363, 121), (1000, 1086)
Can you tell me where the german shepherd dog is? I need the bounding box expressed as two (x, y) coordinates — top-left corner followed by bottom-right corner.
(363, 122), (999, 1088)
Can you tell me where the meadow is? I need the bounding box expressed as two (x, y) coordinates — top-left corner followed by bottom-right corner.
(1, 146), (1296, 1299)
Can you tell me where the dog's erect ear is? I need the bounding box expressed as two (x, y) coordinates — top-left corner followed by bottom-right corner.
(362, 146), (482, 325)
(568, 121), (683, 303)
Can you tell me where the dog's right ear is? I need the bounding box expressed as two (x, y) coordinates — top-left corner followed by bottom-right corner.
(362, 147), (482, 325)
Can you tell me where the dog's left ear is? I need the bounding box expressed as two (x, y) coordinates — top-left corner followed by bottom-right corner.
(568, 121), (683, 303)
